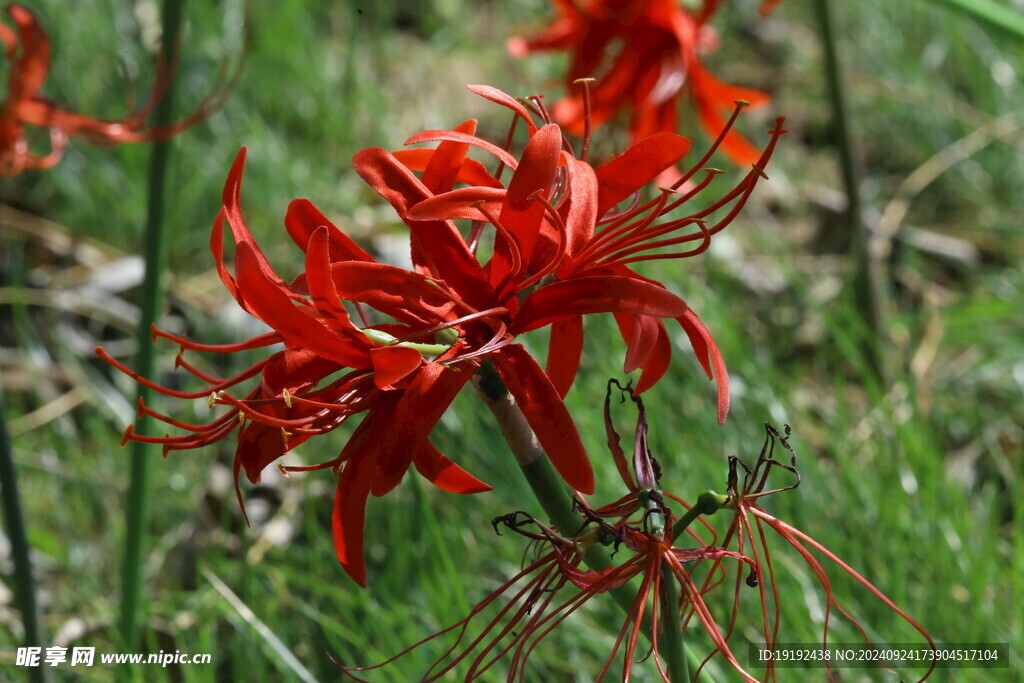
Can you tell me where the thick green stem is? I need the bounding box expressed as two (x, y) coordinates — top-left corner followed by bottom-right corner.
(119, 0), (184, 649)
(0, 381), (52, 683)
(472, 362), (658, 642)
(660, 563), (689, 683)
(813, 0), (888, 383)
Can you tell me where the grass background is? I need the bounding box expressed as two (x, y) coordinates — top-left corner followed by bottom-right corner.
(1, 0), (1021, 680)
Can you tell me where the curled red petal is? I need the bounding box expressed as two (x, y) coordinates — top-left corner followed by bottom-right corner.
(466, 84), (538, 134)
(370, 363), (476, 495)
(514, 275), (689, 333)
(595, 132), (691, 216)
(493, 344), (594, 494)
(562, 157), (599, 259)
(421, 118), (478, 194)
(329, 261), (458, 325)
(352, 147), (489, 302)
(369, 345), (423, 390)
(285, 198), (374, 262)
(403, 129), (519, 170)
(634, 319), (671, 395)
(413, 441), (492, 494)
(234, 242), (370, 367)
(332, 456), (373, 588)
(406, 187), (506, 222)
(305, 226), (359, 332)
(678, 309), (730, 424)
(491, 124), (562, 286)
(546, 315), (583, 399)
(391, 149), (503, 189)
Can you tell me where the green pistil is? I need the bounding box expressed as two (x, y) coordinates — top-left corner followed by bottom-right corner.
(361, 327), (456, 356)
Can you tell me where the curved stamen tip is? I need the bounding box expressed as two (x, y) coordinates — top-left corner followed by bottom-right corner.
(120, 424), (135, 447)
(280, 428), (290, 447)
(655, 186), (681, 195)
(135, 396), (146, 418)
(572, 77), (597, 84)
(208, 391), (220, 410)
(704, 167), (728, 175)
(149, 322), (159, 342)
(278, 463), (290, 478)
(526, 188), (546, 200)
(771, 117), (789, 133)
(470, 199), (487, 208)
(751, 163), (769, 180)
(734, 99), (751, 107)
(281, 388), (293, 408)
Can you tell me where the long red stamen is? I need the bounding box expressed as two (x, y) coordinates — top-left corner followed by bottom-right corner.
(96, 346), (268, 399)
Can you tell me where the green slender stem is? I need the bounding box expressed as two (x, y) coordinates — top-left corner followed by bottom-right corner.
(812, 0), (888, 383)
(0, 381), (52, 683)
(660, 562), (689, 683)
(930, 0), (1024, 40)
(119, 0), (185, 649)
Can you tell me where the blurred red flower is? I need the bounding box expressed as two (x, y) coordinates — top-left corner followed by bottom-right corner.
(0, 3), (233, 176)
(508, 0), (773, 164)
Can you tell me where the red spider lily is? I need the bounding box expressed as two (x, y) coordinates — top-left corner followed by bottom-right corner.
(397, 84), (787, 421)
(99, 148), (508, 587)
(103, 136), (678, 585)
(688, 424), (936, 682)
(0, 4), (234, 176)
(507, 0), (772, 164)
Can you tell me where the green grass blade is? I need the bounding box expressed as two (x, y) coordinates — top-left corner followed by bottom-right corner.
(202, 568), (319, 683)
(929, 0), (1024, 40)
(118, 0), (185, 649)
(0, 381), (52, 683)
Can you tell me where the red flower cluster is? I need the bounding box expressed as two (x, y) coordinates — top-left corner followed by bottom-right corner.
(100, 83), (784, 586)
(508, 0), (780, 164)
(0, 4), (233, 175)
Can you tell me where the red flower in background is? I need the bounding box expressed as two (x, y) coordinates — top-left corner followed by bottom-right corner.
(508, 0), (775, 164)
(0, 4), (234, 176)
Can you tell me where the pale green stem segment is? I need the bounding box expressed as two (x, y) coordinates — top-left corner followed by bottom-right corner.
(120, 0), (184, 652)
